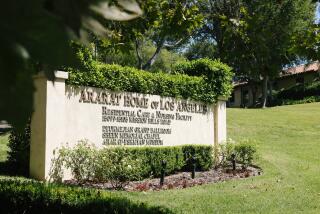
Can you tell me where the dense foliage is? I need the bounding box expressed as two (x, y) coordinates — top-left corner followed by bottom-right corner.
(0, 0), (142, 129)
(183, 39), (217, 61)
(7, 122), (30, 176)
(0, 178), (172, 214)
(276, 81), (320, 100)
(279, 96), (320, 106)
(271, 81), (320, 106)
(98, 0), (203, 70)
(195, 0), (316, 107)
(75, 40), (187, 73)
(67, 59), (233, 103)
(50, 142), (214, 186)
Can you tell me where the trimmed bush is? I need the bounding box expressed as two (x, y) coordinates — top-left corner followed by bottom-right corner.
(127, 145), (214, 177)
(51, 143), (214, 184)
(0, 178), (172, 214)
(182, 145), (214, 171)
(173, 58), (233, 99)
(215, 139), (258, 169)
(67, 59), (233, 103)
(127, 146), (185, 178)
(234, 141), (257, 169)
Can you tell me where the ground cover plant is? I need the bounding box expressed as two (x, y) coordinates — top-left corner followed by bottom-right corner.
(1, 103), (319, 213)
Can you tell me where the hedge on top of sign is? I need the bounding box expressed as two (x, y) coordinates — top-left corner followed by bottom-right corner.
(67, 58), (233, 103)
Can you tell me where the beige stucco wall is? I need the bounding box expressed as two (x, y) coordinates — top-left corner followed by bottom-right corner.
(63, 85), (215, 148)
(30, 75), (47, 180)
(230, 87), (242, 107)
(214, 100), (227, 144)
(30, 71), (227, 181)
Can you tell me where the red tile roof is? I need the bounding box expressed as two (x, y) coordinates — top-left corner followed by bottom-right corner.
(281, 62), (319, 77)
(233, 62), (320, 87)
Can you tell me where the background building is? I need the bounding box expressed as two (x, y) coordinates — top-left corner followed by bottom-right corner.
(229, 62), (320, 107)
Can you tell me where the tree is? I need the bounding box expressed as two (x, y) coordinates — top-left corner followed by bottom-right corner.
(0, 0), (141, 128)
(197, 0), (316, 107)
(183, 39), (216, 60)
(92, 39), (186, 72)
(105, 0), (203, 70)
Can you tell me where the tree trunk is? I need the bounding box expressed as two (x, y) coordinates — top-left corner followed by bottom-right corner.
(262, 75), (269, 108)
(142, 41), (164, 70)
(269, 80), (273, 103)
(251, 84), (257, 107)
(135, 39), (143, 69)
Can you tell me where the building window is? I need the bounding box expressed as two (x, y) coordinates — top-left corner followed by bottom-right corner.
(296, 76), (304, 84)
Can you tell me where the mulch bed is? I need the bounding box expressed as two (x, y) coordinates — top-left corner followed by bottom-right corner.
(65, 165), (262, 192)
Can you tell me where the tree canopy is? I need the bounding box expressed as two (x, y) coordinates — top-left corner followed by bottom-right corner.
(1, 0), (318, 127)
(98, 0), (203, 70)
(195, 0), (316, 107)
(0, 0), (142, 129)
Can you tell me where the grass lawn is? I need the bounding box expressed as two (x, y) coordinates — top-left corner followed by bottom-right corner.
(0, 103), (319, 213)
(0, 134), (8, 162)
(121, 103), (320, 213)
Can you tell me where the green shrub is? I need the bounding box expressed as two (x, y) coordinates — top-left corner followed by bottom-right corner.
(67, 59), (233, 103)
(182, 145), (214, 171)
(280, 96), (320, 105)
(0, 178), (172, 214)
(234, 140), (257, 169)
(98, 148), (143, 189)
(173, 58), (233, 99)
(273, 81), (320, 106)
(7, 121), (30, 176)
(51, 143), (143, 189)
(50, 143), (214, 184)
(173, 58), (231, 78)
(215, 138), (237, 167)
(70, 41), (95, 71)
(215, 139), (258, 169)
(127, 146), (185, 178)
(62, 141), (97, 181)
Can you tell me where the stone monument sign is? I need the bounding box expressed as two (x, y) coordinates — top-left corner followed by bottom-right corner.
(30, 71), (227, 180)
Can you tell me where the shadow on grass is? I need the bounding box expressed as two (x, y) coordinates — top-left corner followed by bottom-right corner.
(0, 161), (16, 176)
(0, 161), (29, 177)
